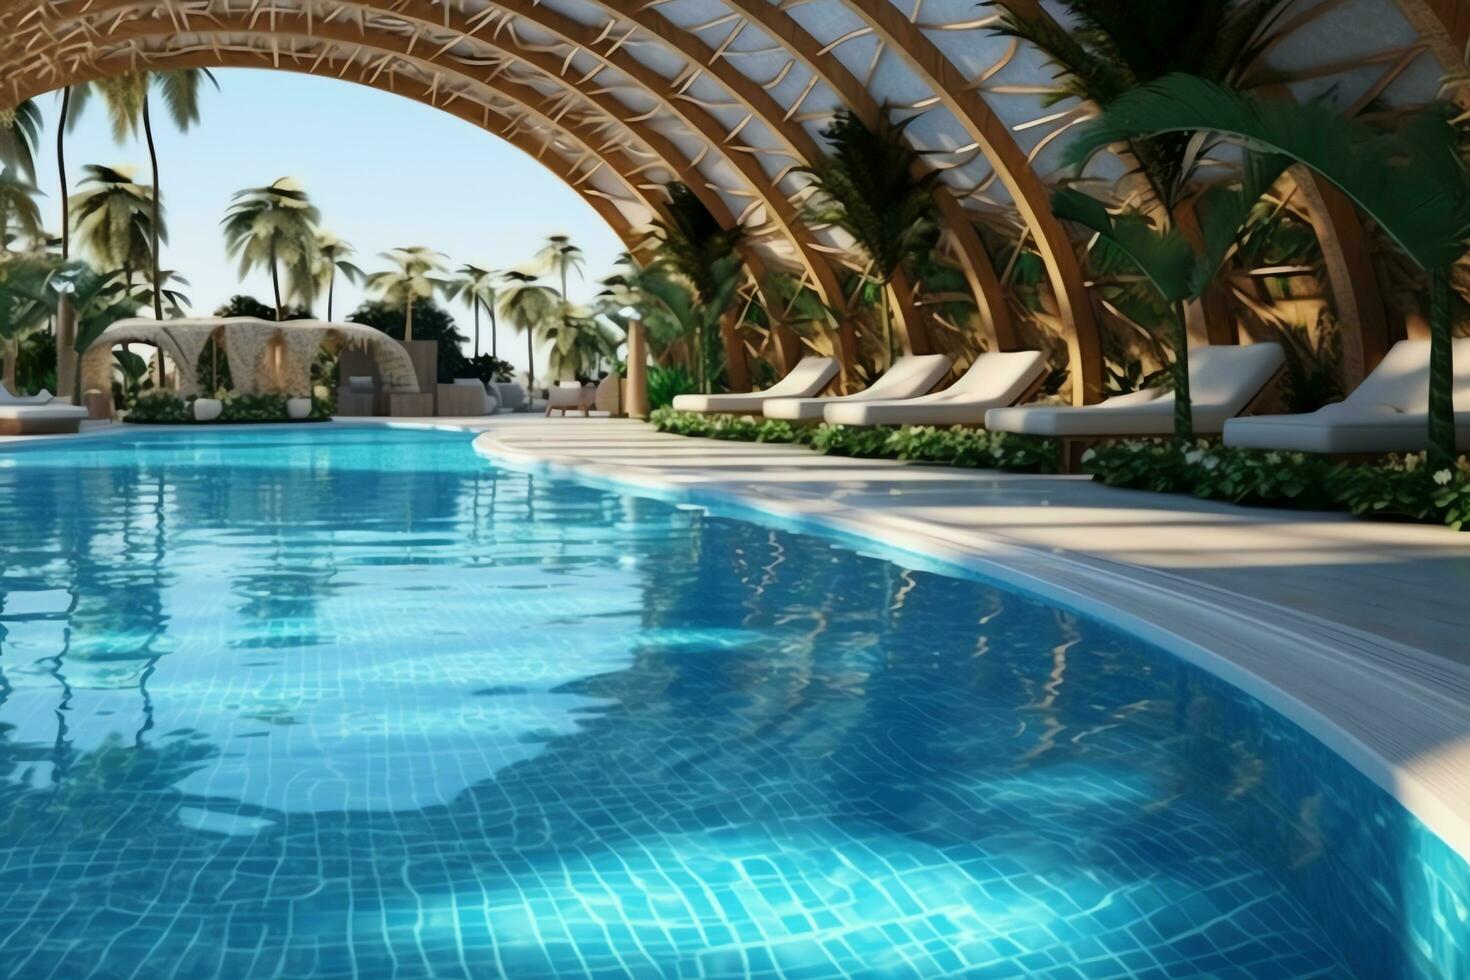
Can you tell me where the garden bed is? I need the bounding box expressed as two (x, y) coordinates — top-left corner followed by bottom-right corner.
(650, 408), (1470, 529)
(123, 393), (334, 425)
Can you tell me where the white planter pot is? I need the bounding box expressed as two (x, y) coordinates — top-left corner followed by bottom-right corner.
(193, 398), (223, 423)
(286, 397), (313, 420)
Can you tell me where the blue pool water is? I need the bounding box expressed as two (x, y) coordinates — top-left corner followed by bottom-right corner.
(0, 427), (1464, 978)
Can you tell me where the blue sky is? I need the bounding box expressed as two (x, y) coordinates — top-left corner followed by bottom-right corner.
(28, 69), (625, 372)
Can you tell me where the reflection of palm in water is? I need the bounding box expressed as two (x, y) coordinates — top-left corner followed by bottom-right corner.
(0, 430), (1444, 977)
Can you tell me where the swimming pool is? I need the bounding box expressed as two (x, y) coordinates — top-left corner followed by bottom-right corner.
(0, 427), (1463, 978)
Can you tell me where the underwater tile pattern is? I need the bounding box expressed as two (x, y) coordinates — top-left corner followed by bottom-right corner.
(0, 428), (1463, 978)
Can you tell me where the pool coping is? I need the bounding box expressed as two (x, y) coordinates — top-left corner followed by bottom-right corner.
(7, 417), (1470, 866)
(467, 422), (1470, 866)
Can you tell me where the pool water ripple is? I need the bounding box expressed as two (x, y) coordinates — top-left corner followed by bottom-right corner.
(0, 428), (1463, 978)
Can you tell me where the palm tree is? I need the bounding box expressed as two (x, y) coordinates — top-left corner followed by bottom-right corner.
(536, 307), (622, 381)
(0, 170), (44, 253)
(0, 101), (41, 184)
(222, 178), (321, 321)
(71, 165), (156, 290)
(448, 263), (501, 359)
(1067, 74), (1470, 461)
(536, 234), (584, 303)
(988, 0), (1288, 219)
(645, 181), (748, 392)
(498, 270), (560, 399)
(799, 108), (937, 367)
(312, 231), (362, 320)
(75, 71), (216, 321)
(366, 246), (446, 342)
(0, 253), (55, 391)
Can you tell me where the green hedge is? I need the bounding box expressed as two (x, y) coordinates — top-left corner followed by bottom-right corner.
(124, 393), (332, 425)
(1083, 441), (1470, 529)
(649, 408), (1059, 473)
(650, 409), (1470, 529)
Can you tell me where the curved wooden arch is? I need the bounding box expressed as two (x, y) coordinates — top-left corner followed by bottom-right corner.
(702, 0), (1019, 361)
(520, 0), (934, 360)
(825, 1), (1103, 403)
(0, 12), (806, 385)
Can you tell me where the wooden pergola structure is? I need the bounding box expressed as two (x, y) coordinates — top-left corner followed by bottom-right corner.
(0, 0), (1462, 402)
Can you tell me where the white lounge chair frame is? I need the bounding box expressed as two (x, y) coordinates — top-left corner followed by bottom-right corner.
(822, 351), (1049, 427)
(671, 356), (838, 415)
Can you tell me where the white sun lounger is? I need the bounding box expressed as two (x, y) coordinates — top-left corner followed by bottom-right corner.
(1223, 338), (1470, 454)
(0, 385), (89, 435)
(822, 350), (1048, 427)
(671, 356), (838, 414)
(986, 343), (1285, 437)
(762, 355), (953, 422)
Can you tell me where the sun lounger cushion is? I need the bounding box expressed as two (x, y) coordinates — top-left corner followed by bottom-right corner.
(763, 355), (952, 422)
(823, 351), (1047, 426)
(672, 357), (838, 414)
(1223, 339), (1470, 453)
(987, 343), (1284, 437)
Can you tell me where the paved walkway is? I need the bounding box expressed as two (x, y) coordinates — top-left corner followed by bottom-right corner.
(472, 416), (1470, 858)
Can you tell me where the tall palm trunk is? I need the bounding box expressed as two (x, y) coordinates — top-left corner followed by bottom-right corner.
(405, 296), (414, 343)
(327, 267), (336, 321)
(1428, 267), (1455, 466)
(269, 239), (283, 321)
(526, 329), (535, 404)
(58, 87), (78, 403)
(1171, 301), (1193, 442)
(489, 301), (498, 359)
(472, 298), (480, 358)
(142, 95), (166, 388)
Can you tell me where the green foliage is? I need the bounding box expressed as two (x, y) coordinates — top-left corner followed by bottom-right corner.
(1083, 440), (1470, 528)
(464, 353), (514, 384)
(220, 393), (288, 422)
(124, 392), (188, 423)
(647, 364), (697, 411)
(649, 406), (809, 444)
(650, 410), (1059, 472)
(349, 298), (468, 383)
(213, 294), (310, 320)
(987, 0), (1290, 211)
(0, 99), (42, 181)
(1276, 320), (1343, 414)
(1332, 455), (1470, 530)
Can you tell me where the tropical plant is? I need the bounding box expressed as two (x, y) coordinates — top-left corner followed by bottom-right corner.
(71, 165), (156, 289)
(58, 263), (140, 404)
(347, 298), (469, 383)
(637, 259), (742, 395)
(498, 270), (560, 395)
(366, 246), (446, 343)
(0, 169), (44, 253)
(222, 178), (321, 321)
(1049, 148), (1289, 439)
(536, 234), (584, 302)
(0, 99), (41, 182)
(645, 181), (749, 392)
(0, 254), (56, 391)
(537, 308), (622, 381)
(448, 262), (500, 358)
(1068, 73), (1470, 463)
(799, 108), (938, 366)
(312, 231), (362, 321)
(987, 0), (1289, 217)
(74, 70), (216, 320)
(646, 364), (696, 411)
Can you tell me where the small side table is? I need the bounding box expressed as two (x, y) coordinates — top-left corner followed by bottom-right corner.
(388, 391), (435, 418)
(84, 390), (113, 421)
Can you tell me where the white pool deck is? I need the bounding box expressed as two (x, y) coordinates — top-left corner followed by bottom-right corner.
(7, 414), (1470, 861)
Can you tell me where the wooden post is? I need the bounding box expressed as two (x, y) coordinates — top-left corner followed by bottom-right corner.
(626, 319), (650, 420)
